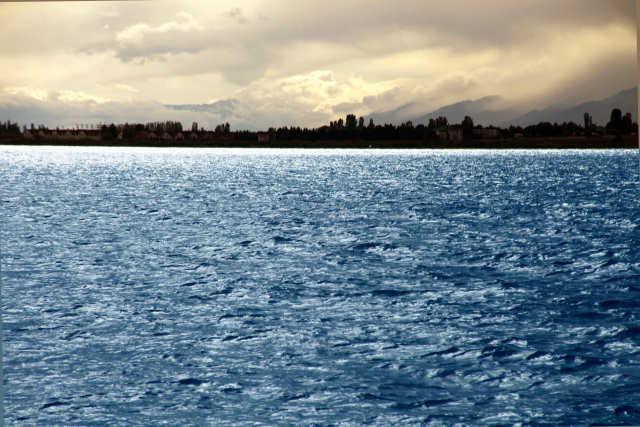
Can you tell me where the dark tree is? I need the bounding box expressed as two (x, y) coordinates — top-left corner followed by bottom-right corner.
(566, 121), (579, 135)
(583, 112), (592, 131)
(214, 123), (231, 133)
(101, 124), (118, 141)
(345, 114), (357, 129)
(523, 122), (554, 138)
(611, 109), (622, 124)
(429, 116), (448, 128)
(109, 123), (118, 138)
(367, 118), (374, 129)
(358, 116), (364, 128)
(607, 108), (622, 132)
(620, 112), (632, 135)
(461, 116), (474, 137)
(0, 120), (20, 133)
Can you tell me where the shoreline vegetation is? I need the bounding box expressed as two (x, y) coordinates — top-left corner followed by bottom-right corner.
(1, 109), (638, 149)
(0, 135), (637, 149)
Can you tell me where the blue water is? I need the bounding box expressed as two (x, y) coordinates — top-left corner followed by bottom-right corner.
(2, 147), (639, 426)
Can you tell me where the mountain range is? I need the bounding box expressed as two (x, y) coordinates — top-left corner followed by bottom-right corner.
(163, 87), (638, 131)
(165, 98), (254, 122)
(370, 87), (637, 128)
(507, 87), (638, 128)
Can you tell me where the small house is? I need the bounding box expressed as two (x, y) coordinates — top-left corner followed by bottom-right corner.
(473, 128), (499, 139)
(435, 126), (463, 141)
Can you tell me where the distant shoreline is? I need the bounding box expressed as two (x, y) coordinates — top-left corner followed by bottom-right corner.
(0, 135), (637, 149)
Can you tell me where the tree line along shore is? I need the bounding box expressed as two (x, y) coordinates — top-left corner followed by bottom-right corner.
(1, 109), (637, 149)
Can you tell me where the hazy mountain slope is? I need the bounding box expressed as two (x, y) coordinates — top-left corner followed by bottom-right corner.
(505, 87), (637, 127)
(470, 107), (527, 128)
(549, 87), (637, 127)
(367, 101), (423, 125)
(366, 98), (445, 125)
(164, 99), (253, 121)
(495, 104), (567, 128)
(410, 96), (510, 126)
(159, 87), (637, 131)
(163, 99), (263, 130)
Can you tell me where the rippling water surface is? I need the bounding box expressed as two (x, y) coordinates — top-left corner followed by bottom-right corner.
(2, 147), (640, 426)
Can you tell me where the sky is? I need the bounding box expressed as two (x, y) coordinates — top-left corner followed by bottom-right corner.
(0, 0), (637, 130)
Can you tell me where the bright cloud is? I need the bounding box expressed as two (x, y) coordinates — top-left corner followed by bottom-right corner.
(55, 90), (112, 104)
(233, 70), (400, 121)
(4, 86), (49, 101)
(116, 12), (204, 44)
(114, 84), (138, 93)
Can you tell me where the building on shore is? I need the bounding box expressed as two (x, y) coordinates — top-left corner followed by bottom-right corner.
(143, 130), (222, 141)
(435, 126), (463, 141)
(23, 128), (102, 141)
(257, 131), (275, 141)
(169, 131), (185, 140)
(21, 126), (237, 142)
(196, 131), (213, 140)
(473, 128), (499, 139)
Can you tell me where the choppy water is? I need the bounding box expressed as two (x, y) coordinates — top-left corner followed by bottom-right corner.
(2, 147), (639, 426)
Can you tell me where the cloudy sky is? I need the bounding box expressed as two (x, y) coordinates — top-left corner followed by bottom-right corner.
(0, 0), (636, 130)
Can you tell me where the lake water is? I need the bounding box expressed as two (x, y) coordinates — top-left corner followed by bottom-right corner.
(2, 147), (639, 426)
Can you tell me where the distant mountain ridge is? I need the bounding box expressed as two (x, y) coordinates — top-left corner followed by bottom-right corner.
(366, 87), (637, 129)
(411, 95), (511, 126)
(160, 87), (638, 131)
(506, 87), (638, 128)
(366, 97), (443, 126)
(163, 98), (264, 130)
(165, 99), (253, 121)
(413, 86), (638, 127)
(365, 95), (514, 127)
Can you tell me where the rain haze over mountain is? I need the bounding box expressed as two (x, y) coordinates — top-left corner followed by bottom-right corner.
(0, 0), (636, 130)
